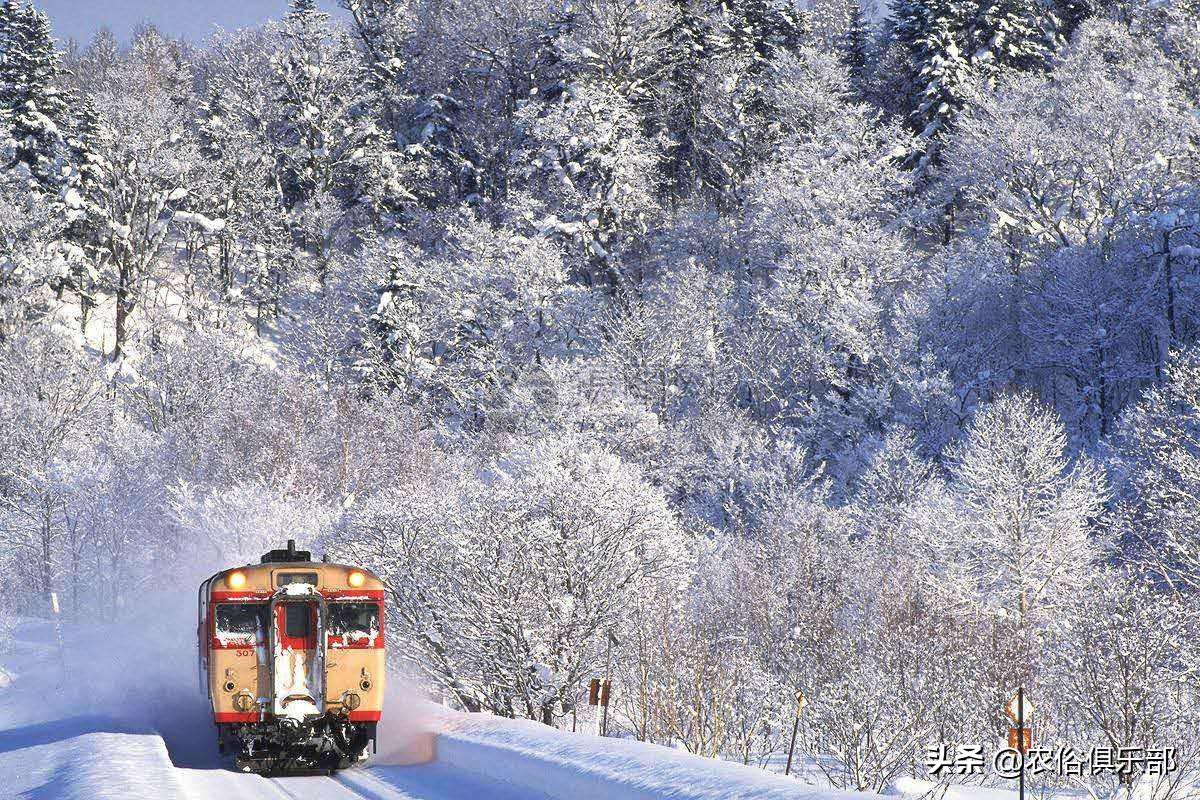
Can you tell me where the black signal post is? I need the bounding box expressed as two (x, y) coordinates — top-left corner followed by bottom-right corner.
(1017, 687), (1025, 800)
(785, 690), (806, 776)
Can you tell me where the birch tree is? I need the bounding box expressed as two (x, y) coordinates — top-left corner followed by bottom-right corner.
(942, 391), (1105, 627)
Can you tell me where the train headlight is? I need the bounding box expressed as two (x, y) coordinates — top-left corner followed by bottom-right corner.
(347, 570), (365, 588)
(232, 693), (254, 712)
(342, 692), (362, 711)
(228, 570), (247, 589)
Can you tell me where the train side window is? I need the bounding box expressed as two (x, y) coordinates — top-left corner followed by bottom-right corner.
(215, 604), (266, 640)
(328, 602), (380, 641)
(285, 604), (311, 638)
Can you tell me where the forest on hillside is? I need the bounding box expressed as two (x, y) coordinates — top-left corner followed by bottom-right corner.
(2, 0), (1200, 790)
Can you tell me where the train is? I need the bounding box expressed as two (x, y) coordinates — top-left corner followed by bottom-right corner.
(197, 540), (385, 773)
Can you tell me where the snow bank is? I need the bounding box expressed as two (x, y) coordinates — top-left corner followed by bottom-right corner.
(13, 727), (189, 800)
(388, 701), (860, 800)
(0, 626), (187, 799)
(890, 777), (1050, 800)
(2, 611), (853, 800)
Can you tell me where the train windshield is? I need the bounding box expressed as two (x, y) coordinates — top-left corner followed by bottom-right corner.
(328, 602), (380, 642)
(215, 603), (267, 642)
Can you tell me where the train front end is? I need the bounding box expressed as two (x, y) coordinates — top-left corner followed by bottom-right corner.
(197, 541), (386, 773)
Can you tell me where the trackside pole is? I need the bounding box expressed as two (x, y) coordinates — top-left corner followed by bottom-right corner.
(588, 677), (600, 733)
(1018, 687), (1025, 800)
(50, 592), (68, 685)
(599, 630), (619, 736)
(785, 690), (806, 776)
(784, 715), (799, 775)
(1005, 688), (1034, 800)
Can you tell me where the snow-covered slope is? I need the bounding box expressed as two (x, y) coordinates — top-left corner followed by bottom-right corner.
(0, 616), (866, 799)
(0, 620), (188, 799)
(431, 711), (862, 800)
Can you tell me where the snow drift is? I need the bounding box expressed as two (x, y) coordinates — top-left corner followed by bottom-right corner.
(385, 700), (859, 800)
(2, 610), (859, 799)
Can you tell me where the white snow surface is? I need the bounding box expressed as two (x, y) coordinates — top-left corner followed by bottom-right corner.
(427, 708), (865, 800)
(0, 611), (990, 800)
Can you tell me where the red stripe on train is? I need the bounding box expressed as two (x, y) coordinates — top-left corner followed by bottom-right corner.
(210, 589), (386, 601)
(214, 711), (382, 723)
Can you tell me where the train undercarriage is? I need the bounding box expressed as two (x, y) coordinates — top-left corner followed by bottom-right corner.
(218, 714), (376, 774)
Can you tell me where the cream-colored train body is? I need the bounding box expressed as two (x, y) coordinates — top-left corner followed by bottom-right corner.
(197, 540), (386, 773)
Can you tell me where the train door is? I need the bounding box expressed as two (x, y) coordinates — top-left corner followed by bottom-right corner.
(272, 601), (324, 719)
(197, 576), (211, 696)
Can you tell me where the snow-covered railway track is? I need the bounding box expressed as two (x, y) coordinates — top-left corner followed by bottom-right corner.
(269, 772), (380, 800)
(177, 764), (439, 800)
(267, 767), (435, 800)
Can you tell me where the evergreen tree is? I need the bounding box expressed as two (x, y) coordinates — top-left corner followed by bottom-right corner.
(891, 0), (973, 165)
(196, 83), (229, 163)
(842, 0), (874, 85)
(0, 1), (70, 193)
(914, 17), (972, 163)
(60, 95), (105, 328)
(273, 0), (334, 207)
(703, 0), (810, 205)
(270, 0), (365, 209)
(719, 0), (807, 65)
(651, 0), (712, 200)
(163, 42), (195, 114)
(269, 0), (393, 275)
(337, 0), (404, 68)
(1053, 0), (1092, 41)
(970, 0), (1055, 87)
(892, 0), (1056, 167)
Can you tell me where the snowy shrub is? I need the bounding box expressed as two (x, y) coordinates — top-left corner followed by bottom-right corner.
(331, 433), (688, 724)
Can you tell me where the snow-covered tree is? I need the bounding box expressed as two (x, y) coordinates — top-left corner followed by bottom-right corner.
(169, 481), (337, 566)
(650, 0), (713, 200)
(0, 2), (70, 193)
(889, 0), (974, 163)
(716, 0), (807, 65)
(268, 0), (385, 268)
(840, 0), (874, 86)
(941, 19), (1200, 419)
(0, 167), (64, 337)
(69, 27), (121, 95)
(600, 258), (729, 420)
(945, 18), (1196, 257)
(522, 79), (664, 290)
(941, 391), (1105, 627)
(90, 60), (199, 359)
(0, 325), (105, 610)
(890, 0), (1058, 167)
(1116, 347), (1200, 591)
(360, 213), (588, 418)
(59, 96), (105, 328)
(968, 0), (1055, 88)
(1047, 573), (1200, 800)
(733, 48), (915, 473)
(332, 434), (687, 724)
